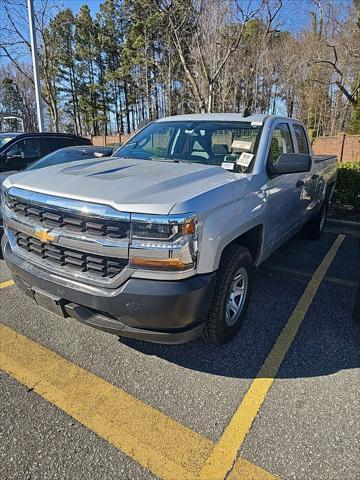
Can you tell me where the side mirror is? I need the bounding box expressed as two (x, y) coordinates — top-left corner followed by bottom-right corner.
(269, 153), (311, 176)
(5, 149), (23, 163)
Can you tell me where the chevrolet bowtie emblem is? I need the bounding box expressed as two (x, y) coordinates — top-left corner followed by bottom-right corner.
(33, 228), (55, 243)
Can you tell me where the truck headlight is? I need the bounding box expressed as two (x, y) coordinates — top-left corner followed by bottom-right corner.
(129, 214), (197, 271)
(0, 184), (5, 202)
(0, 185), (8, 213)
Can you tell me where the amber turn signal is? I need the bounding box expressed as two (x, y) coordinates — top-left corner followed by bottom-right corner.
(129, 257), (193, 271)
(183, 221), (196, 235)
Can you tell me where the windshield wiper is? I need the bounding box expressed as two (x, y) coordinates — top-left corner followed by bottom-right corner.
(149, 157), (182, 163)
(113, 155), (183, 163)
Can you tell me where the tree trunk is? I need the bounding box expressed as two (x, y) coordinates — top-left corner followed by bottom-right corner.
(207, 82), (214, 113)
(124, 81), (131, 134)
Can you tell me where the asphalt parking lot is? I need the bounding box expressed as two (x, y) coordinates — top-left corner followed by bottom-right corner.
(1, 226), (359, 480)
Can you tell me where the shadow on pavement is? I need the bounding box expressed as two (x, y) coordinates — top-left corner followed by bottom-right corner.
(121, 232), (360, 380)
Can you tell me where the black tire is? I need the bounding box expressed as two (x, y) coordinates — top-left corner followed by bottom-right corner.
(304, 201), (328, 240)
(203, 244), (254, 344)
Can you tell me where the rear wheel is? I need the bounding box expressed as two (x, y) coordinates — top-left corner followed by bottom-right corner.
(304, 201), (328, 240)
(203, 244), (254, 344)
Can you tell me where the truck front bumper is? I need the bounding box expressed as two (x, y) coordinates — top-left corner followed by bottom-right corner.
(2, 238), (216, 344)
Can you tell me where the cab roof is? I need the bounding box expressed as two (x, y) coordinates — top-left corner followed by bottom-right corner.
(155, 113), (287, 123)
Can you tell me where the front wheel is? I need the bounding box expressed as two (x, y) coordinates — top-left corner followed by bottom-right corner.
(203, 244), (254, 344)
(304, 201), (328, 240)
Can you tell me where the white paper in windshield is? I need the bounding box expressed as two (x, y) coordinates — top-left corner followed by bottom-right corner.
(221, 162), (235, 170)
(231, 140), (252, 150)
(237, 152), (254, 167)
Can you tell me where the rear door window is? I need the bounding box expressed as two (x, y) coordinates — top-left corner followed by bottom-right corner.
(293, 124), (309, 154)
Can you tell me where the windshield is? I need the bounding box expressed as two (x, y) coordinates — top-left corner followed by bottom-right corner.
(113, 121), (262, 172)
(0, 134), (18, 148)
(26, 147), (105, 171)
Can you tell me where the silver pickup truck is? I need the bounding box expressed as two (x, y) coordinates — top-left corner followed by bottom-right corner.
(1, 114), (337, 344)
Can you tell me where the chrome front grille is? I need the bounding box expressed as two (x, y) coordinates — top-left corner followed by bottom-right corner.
(2, 187), (131, 285)
(6, 194), (129, 239)
(15, 230), (127, 278)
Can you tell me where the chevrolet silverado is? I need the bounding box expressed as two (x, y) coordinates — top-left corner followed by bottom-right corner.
(1, 114), (337, 344)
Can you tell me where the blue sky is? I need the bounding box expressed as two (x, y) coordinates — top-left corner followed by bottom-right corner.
(58, 0), (100, 15)
(55, 0), (352, 33)
(3, 0), (353, 37)
(0, 0), (352, 68)
(59, 0), (310, 29)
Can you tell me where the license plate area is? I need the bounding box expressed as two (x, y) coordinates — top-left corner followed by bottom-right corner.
(33, 288), (66, 317)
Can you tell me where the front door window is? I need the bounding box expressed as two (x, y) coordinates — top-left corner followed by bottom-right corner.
(268, 123), (294, 167)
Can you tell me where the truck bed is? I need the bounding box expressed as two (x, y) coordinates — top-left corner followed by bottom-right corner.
(314, 155), (337, 164)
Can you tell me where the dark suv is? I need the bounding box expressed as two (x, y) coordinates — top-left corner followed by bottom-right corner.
(0, 133), (91, 173)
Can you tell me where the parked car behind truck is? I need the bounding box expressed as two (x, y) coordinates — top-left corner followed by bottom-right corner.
(1, 114), (337, 344)
(0, 145), (113, 243)
(0, 132), (91, 174)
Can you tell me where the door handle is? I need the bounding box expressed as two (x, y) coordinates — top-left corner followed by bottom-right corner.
(296, 180), (304, 188)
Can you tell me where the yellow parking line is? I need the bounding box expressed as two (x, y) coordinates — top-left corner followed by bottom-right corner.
(198, 234), (345, 480)
(1, 235), (346, 479)
(0, 279), (14, 289)
(0, 323), (213, 480)
(0, 323), (278, 480)
(227, 458), (279, 480)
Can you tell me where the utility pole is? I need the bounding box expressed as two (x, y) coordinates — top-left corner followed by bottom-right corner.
(27, 0), (44, 132)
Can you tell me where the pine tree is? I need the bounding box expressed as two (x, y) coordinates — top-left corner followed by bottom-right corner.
(75, 5), (102, 135)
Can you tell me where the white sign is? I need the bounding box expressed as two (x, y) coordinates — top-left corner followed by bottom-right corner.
(221, 162), (235, 170)
(237, 152), (254, 167)
(231, 140), (252, 150)
(251, 121), (263, 126)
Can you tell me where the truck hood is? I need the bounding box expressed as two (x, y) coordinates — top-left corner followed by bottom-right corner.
(4, 157), (239, 215)
(0, 171), (18, 186)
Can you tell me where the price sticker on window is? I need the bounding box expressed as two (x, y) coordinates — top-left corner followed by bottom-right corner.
(231, 140), (252, 150)
(221, 162), (235, 170)
(237, 152), (254, 167)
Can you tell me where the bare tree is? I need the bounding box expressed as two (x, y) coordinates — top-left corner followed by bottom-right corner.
(308, 0), (360, 134)
(0, 0), (61, 131)
(0, 0), (358, 134)
(162, 0), (275, 112)
(0, 63), (37, 131)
